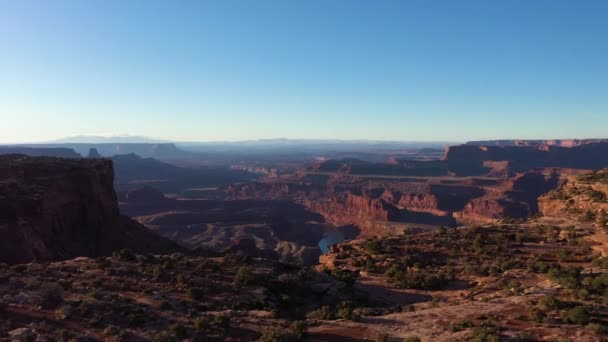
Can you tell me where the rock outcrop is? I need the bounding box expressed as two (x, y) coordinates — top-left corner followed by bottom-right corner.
(86, 148), (103, 158)
(0, 155), (178, 264)
(304, 192), (400, 225)
(539, 169), (608, 219)
(444, 141), (608, 175)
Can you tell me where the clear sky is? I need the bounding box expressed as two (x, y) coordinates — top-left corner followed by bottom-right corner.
(1, 0), (607, 143)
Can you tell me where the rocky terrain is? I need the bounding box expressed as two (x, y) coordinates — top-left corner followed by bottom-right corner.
(118, 187), (356, 265)
(316, 208), (608, 341)
(0, 155), (178, 265)
(2, 140), (608, 341)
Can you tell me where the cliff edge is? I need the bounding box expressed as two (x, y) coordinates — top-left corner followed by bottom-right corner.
(0, 155), (178, 264)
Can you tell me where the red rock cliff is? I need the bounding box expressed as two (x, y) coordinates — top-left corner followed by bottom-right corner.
(0, 155), (178, 264)
(304, 192), (399, 225)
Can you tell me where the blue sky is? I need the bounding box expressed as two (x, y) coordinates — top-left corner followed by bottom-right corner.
(1, 0), (607, 143)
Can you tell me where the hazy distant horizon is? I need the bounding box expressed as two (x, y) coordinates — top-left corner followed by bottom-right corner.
(4, 133), (608, 148)
(2, 1), (607, 143)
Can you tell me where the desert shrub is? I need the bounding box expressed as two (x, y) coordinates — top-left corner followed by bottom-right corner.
(363, 238), (382, 254)
(152, 265), (169, 282)
(258, 328), (283, 342)
(589, 272), (608, 292)
(585, 322), (606, 334)
(95, 257), (111, 270)
(194, 316), (208, 331)
(567, 306), (590, 325)
(513, 331), (536, 342)
(449, 319), (474, 332)
(598, 210), (607, 228)
(11, 264), (27, 273)
(330, 268), (359, 287)
(473, 234), (485, 253)
(435, 226), (447, 235)
(470, 325), (500, 342)
(588, 190), (606, 202)
(162, 258), (176, 270)
(113, 249), (136, 261)
(234, 266), (256, 285)
(374, 333), (391, 342)
(170, 324), (188, 339)
(290, 320), (307, 339)
(157, 300), (171, 310)
(128, 313), (147, 327)
(547, 265), (581, 289)
(538, 295), (561, 311)
(592, 257), (608, 269)
(528, 307), (545, 322)
(103, 325), (120, 336)
(527, 260), (549, 273)
(150, 331), (178, 342)
(387, 268), (446, 290)
(37, 282), (64, 309)
(335, 301), (359, 321)
(213, 314), (230, 333)
(189, 287), (205, 301)
(556, 250), (570, 262)
(307, 306), (335, 320)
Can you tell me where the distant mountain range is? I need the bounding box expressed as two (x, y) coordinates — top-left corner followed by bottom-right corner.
(44, 135), (171, 144)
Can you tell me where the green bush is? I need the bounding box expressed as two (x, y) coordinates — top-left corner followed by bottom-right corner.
(234, 266), (256, 285)
(213, 314), (230, 333)
(170, 324), (188, 339)
(189, 287), (205, 300)
(194, 317), (208, 331)
(307, 306), (335, 320)
(528, 307), (545, 322)
(470, 325), (500, 342)
(290, 320), (307, 339)
(538, 295), (560, 311)
(567, 306), (590, 325)
(374, 333), (391, 342)
(38, 282), (64, 309)
(547, 265), (581, 289)
(113, 249), (136, 261)
(257, 328), (283, 342)
(128, 313), (147, 327)
(330, 268), (359, 287)
(363, 238), (382, 254)
(386, 268), (446, 290)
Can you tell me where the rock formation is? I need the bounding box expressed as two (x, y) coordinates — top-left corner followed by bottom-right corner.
(86, 148), (103, 158)
(0, 146), (81, 158)
(0, 155), (178, 264)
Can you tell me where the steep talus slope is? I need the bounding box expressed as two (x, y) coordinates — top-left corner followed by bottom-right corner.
(0, 155), (178, 264)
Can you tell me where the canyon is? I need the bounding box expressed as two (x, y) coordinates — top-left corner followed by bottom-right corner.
(1, 140), (608, 340)
(2, 141), (606, 264)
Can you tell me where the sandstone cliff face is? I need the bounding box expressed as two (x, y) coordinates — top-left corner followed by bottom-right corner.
(444, 142), (608, 175)
(0, 155), (177, 264)
(454, 197), (529, 223)
(304, 192), (399, 226)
